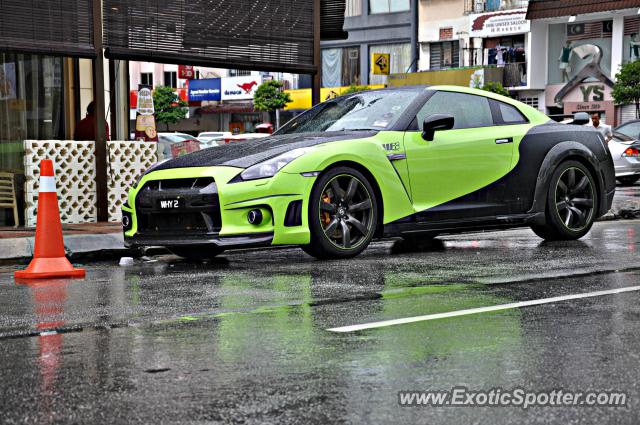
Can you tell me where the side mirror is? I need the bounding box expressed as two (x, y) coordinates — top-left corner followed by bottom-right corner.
(422, 114), (455, 141)
(572, 112), (590, 126)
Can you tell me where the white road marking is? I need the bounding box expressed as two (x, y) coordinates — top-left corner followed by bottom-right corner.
(327, 285), (640, 333)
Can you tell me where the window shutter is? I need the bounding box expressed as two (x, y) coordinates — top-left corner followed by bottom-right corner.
(0, 0), (94, 57)
(430, 43), (442, 70)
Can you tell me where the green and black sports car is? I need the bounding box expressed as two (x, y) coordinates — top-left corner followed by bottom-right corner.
(122, 86), (615, 259)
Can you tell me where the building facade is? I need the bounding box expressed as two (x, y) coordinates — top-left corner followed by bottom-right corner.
(320, 0), (417, 87)
(527, 0), (640, 125)
(418, 0), (533, 98)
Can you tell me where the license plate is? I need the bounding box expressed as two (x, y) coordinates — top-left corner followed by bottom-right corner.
(157, 198), (183, 209)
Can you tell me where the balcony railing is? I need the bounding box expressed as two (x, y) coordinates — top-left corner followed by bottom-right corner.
(465, 0), (529, 14)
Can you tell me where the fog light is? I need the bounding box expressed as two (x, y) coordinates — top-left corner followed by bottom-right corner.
(248, 209), (263, 225)
(122, 214), (131, 229)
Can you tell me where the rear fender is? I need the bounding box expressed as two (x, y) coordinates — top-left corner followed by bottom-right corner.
(528, 141), (607, 217)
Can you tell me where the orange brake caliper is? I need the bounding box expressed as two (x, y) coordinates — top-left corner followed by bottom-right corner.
(322, 195), (332, 225)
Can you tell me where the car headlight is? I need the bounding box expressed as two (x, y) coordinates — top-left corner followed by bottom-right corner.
(134, 159), (170, 188)
(240, 148), (313, 181)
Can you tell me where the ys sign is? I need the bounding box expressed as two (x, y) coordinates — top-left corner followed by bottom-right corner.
(581, 85), (605, 102)
(373, 53), (390, 75)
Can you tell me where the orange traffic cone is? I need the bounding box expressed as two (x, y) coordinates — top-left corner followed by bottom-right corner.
(14, 160), (85, 279)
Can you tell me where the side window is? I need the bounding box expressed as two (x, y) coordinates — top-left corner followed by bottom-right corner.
(496, 101), (528, 124)
(415, 91), (493, 130)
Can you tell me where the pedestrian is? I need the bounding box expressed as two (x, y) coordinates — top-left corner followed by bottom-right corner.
(74, 101), (110, 141)
(589, 112), (612, 143)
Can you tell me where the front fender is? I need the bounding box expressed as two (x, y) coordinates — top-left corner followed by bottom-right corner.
(282, 138), (416, 224)
(528, 141), (609, 217)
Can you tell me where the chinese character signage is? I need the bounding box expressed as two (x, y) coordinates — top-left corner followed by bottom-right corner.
(470, 10), (530, 38)
(179, 65), (195, 79)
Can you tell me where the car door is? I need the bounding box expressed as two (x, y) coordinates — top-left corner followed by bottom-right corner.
(403, 90), (518, 221)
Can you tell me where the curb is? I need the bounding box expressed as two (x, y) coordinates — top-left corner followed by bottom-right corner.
(2, 209), (639, 263)
(0, 232), (136, 263)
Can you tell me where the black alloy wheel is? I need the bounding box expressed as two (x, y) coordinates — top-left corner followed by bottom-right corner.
(531, 160), (598, 241)
(554, 166), (596, 232)
(303, 167), (378, 259)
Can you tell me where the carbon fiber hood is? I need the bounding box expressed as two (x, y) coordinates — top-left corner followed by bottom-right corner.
(154, 131), (378, 171)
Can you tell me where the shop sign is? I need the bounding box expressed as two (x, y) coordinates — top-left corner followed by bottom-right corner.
(284, 85), (386, 110)
(188, 78), (221, 102)
(470, 9), (529, 38)
(179, 65), (195, 79)
(137, 87), (155, 116)
(221, 76), (262, 100)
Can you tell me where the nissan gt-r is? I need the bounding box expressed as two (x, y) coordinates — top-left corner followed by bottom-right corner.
(122, 86), (616, 259)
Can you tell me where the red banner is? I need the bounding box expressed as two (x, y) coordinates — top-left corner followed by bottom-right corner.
(179, 65), (195, 80)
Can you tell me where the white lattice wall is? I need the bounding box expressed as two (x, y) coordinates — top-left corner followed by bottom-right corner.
(107, 141), (158, 222)
(23, 140), (159, 226)
(23, 140), (97, 227)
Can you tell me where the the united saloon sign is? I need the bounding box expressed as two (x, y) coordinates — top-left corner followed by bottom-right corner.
(470, 9), (530, 38)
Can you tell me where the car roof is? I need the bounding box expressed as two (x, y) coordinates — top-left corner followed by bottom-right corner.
(616, 120), (640, 128)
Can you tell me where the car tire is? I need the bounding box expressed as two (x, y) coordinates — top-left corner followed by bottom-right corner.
(302, 167), (378, 259)
(168, 245), (224, 260)
(531, 160), (598, 241)
(617, 176), (640, 186)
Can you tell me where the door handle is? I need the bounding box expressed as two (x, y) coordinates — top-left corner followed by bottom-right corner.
(495, 137), (513, 144)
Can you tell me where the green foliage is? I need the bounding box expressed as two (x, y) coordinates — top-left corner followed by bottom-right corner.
(480, 81), (510, 96)
(342, 84), (371, 95)
(613, 61), (640, 119)
(153, 86), (188, 130)
(253, 80), (292, 112)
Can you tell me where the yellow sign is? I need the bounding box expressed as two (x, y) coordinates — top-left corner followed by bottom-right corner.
(372, 53), (391, 75)
(388, 67), (504, 88)
(284, 85), (385, 110)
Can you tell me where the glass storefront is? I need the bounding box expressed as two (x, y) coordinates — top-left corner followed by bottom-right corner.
(0, 53), (65, 225)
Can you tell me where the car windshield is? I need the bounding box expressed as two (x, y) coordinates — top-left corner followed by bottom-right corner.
(174, 134), (196, 141)
(276, 89), (423, 135)
(616, 122), (640, 140)
(613, 131), (635, 142)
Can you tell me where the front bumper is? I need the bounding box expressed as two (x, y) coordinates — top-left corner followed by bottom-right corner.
(122, 166), (315, 249)
(124, 231), (274, 249)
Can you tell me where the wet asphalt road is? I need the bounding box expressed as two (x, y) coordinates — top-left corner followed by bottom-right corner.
(1, 217), (640, 424)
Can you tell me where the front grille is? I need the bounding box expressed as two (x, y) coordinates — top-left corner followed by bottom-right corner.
(142, 177), (214, 191)
(135, 177), (221, 235)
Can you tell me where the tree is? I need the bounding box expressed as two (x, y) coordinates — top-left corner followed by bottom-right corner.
(153, 86), (188, 131)
(342, 84), (371, 94)
(480, 81), (510, 97)
(613, 61), (640, 119)
(253, 80), (292, 129)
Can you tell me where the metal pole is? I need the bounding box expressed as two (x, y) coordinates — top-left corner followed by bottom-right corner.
(109, 59), (117, 140)
(92, 0), (108, 221)
(410, 0), (419, 72)
(311, 0), (321, 105)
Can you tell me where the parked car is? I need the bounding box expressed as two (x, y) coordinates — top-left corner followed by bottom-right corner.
(123, 86), (615, 260)
(222, 133), (270, 144)
(198, 132), (232, 148)
(609, 132), (640, 186)
(158, 133), (201, 159)
(565, 118), (640, 186)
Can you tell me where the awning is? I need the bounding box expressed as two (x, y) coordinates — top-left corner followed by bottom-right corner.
(526, 0), (640, 20)
(103, 0), (346, 74)
(0, 0), (95, 57)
